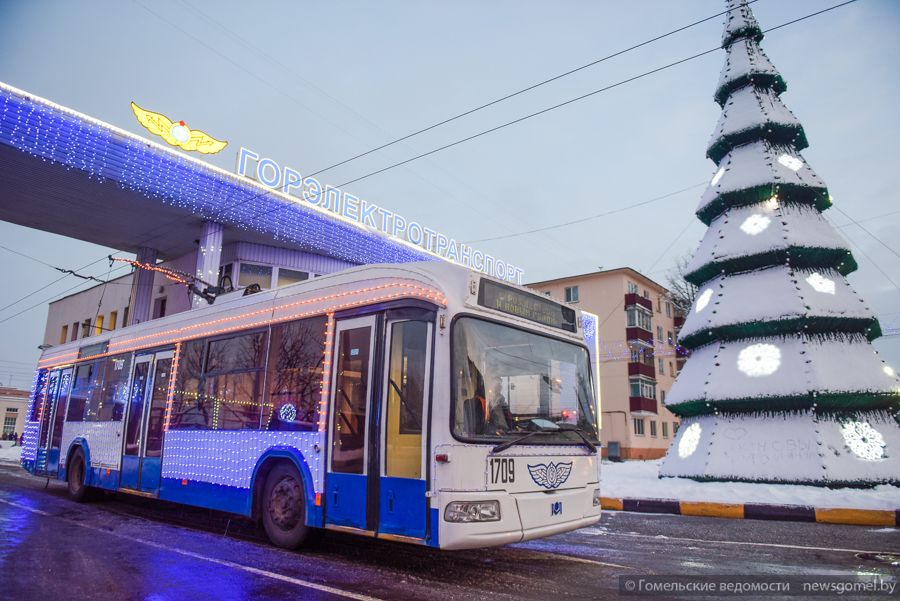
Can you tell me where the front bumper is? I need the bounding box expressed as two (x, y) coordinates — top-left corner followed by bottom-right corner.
(436, 486), (601, 550)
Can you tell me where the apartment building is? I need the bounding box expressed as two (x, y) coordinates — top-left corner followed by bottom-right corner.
(529, 268), (684, 459)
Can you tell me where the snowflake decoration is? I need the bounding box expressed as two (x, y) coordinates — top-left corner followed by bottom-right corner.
(695, 288), (714, 313)
(883, 365), (895, 378)
(777, 153), (803, 171)
(678, 423), (702, 459)
(762, 196), (779, 212)
(279, 403), (297, 422)
(739, 214), (771, 236)
(805, 272), (836, 295)
(840, 421), (886, 461)
(737, 343), (781, 377)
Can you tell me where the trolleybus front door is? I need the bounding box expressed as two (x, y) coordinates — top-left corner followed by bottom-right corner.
(378, 317), (432, 540)
(120, 350), (173, 494)
(325, 316), (376, 531)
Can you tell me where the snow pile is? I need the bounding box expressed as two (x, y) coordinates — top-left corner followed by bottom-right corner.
(0, 441), (22, 464)
(602, 458), (899, 510)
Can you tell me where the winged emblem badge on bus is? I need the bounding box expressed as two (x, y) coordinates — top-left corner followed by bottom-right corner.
(527, 461), (573, 489)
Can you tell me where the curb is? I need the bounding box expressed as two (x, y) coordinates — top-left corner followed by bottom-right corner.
(600, 497), (898, 527)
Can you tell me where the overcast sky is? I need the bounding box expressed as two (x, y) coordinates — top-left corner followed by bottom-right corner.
(0, 0), (898, 388)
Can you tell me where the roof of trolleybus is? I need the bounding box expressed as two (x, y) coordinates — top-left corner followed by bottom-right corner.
(37, 261), (589, 369)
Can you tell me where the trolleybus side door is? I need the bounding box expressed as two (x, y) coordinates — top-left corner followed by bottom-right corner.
(325, 315), (377, 531)
(38, 367), (73, 475)
(378, 316), (432, 540)
(120, 350), (173, 494)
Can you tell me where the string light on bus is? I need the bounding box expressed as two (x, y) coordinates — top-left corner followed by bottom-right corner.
(318, 314), (335, 433)
(162, 343), (181, 432)
(38, 284), (447, 369)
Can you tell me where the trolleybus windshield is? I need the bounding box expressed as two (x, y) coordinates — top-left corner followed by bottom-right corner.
(451, 317), (598, 444)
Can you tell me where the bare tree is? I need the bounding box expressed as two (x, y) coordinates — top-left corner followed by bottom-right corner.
(666, 251), (698, 316)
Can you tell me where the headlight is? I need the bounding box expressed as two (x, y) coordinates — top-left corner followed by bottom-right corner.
(444, 501), (501, 523)
(592, 489), (601, 507)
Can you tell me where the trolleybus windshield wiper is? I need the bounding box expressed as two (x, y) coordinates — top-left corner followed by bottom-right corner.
(555, 423), (598, 453)
(491, 428), (554, 453)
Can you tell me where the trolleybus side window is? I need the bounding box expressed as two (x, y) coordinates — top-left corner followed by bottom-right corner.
(66, 361), (103, 422)
(264, 315), (327, 431)
(169, 339), (207, 429)
(203, 331), (267, 430)
(95, 354), (132, 422)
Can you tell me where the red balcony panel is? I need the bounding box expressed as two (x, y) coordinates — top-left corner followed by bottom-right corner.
(630, 396), (658, 415)
(626, 327), (653, 343)
(624, 293), (653, 311)
(627, 362), (656, 378)
(674, 315), (685, 328)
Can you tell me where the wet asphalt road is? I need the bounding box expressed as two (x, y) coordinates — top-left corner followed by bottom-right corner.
(0, 462), (896, 601)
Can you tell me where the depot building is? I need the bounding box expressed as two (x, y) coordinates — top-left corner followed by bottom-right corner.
(0, 82), (522, 345)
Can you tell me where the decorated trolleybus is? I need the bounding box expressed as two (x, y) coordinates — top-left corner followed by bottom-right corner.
(21, 262), (601, 550)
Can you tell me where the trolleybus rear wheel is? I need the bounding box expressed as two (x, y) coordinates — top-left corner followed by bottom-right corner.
(66, 449), (89, 502)
(262, 463), (311, 549)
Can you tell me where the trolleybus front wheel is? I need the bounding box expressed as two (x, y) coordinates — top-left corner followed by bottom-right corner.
(262, 463), (312, 549)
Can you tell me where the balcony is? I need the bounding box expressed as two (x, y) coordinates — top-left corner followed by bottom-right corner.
(630, 396), (658, 415)
(626, 327), (653, 344)
(624, 293), (653, 311)
(628, 362), (656, 378)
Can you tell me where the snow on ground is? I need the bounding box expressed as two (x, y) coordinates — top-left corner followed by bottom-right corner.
(0, 441), (22, 463)
(602, 459), (900, 511)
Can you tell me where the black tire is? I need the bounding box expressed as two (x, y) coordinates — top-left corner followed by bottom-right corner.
(66, 449), (90, 502)
(261, 463), (312, 549)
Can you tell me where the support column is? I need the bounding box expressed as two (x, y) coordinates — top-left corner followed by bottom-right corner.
(128, 246), (157, 326)
(194, 221), (223, 308)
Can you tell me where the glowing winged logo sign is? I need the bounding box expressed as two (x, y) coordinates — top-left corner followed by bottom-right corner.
(130, 102), (227, 154)
(527, 461), (573, 489)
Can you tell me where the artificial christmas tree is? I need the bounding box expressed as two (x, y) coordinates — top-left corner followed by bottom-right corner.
(660, 0), (900, 485)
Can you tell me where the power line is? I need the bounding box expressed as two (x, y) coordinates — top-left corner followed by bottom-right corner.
(330, 1), (859, 191)
(832, 205), (900, 260)
(302, 1), (762, 180)
(466, 182), (706, 244)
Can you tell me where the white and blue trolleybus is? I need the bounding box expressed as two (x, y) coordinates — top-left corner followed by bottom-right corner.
(21, 262), (601, 550)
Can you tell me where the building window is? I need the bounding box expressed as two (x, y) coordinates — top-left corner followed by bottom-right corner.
(650, 420), (657, 437)
(656, 298), (662, 313)
(59, 325), (68, 345)
(662, 422), (669, 438)
(633, 418), (645, 436)
(643, 289), (649, 299)
(152, 297), (167, 319)
(656, 326), (663, 341)
(276, 268), (309, 288)
(667, 330), (674, 346)
(71, 322), (79, 341)
(94, 314), (105, 336)
(629, 377), (656, 399)
(81, 320), (92, 339)
(658, 358), (665, 375)
(626, 307), (652, 330)
(673, 422), (679, 434)
(2, 414), (16, 436)
(627, 282), (638, 294)
(665, 302), (672, 317)
(122, 306), (129, 328)
(238, 263), (273, 289)
(669, 361), (675, 376)
(564, 286), (579, 303)
(109, 311), (118, 331)
(661, 390), (666, 402)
